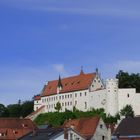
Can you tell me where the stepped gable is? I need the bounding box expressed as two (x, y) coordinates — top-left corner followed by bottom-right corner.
(41, 72), (96, 97)
(63, 117), (100, 139)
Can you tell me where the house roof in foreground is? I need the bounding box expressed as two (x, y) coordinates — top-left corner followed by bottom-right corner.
(0, 118), (37, 140)
(114, 117), (140, 136)
(63, 117), (100, 139)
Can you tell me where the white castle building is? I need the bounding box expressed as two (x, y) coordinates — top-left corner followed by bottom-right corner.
(34, 69), (140, 116)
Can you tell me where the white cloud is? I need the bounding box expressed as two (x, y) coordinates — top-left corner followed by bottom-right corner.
(1, 0), (140, 18)
(102, 60), (140, 79)
(114, 60), (140, 73)
(52, 64), (68, 76)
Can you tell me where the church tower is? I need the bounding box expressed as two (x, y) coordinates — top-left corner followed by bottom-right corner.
(106, 79), (119, 116)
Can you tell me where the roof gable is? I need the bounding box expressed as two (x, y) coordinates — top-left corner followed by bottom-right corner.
(63, 117), (100, 139)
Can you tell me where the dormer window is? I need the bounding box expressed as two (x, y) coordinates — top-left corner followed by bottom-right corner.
(77, 81), (80, 84)
(71, 82), (74, 85)
(22, 124), (28, 128)
(0, 133), (5, 137)
(13, 130), (18, 134)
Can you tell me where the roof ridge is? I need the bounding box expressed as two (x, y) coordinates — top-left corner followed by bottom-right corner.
(47, 72), (96, 82)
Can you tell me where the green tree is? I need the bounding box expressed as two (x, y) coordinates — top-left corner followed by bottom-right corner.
(120, 105), (134, 117)
(7, 104), (21, 117)
(0, 104), (9, 117)
(21, 100), (34, 117)
(116, 70), (140, 92)
(55, 102), (61, 112)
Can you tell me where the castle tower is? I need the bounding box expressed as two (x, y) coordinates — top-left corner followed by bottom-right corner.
(106, 79), (119, 116)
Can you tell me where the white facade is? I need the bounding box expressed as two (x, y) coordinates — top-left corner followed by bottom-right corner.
(34, 73), (140, 116)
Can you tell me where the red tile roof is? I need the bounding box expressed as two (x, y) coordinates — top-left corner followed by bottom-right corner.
(63, 117), (100, 139)
(0, 118), (37, 140)
(41, 72), (96, 97)
(34, 95), (41, 100)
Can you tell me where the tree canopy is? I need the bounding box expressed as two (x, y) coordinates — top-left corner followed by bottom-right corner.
(120, 105), (134, 117)
(116, 70), (140, 92)
(0, 100), (34, 118)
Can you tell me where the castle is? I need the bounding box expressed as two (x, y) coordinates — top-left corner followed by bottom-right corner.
(34, 69), (140, 116)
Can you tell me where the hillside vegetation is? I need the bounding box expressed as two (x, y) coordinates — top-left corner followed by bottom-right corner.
(34, 108), (120, 126)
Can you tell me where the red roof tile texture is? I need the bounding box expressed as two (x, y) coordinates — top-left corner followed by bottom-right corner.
(41, 72), (96, 97)
(63, 117), (100, 139)
(0, 118), (37, 140)
(34, 95), (41, 100)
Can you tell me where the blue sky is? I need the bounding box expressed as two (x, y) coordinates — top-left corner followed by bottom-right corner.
(0, 0), (140, 105)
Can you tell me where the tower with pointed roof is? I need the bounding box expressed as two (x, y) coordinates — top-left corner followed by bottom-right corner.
(57, 75), (63, 94)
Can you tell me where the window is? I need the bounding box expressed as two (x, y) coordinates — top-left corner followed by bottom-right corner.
(65, 95), (67, 99)
(102, 136), (105, 140)
(70, 102), (72, 105)
(127, 94), (129, 98)
(100, 124), (103, 129)
(62, 103), (64, 106)
(80, 93), (82, 96)
(75, 101), (77, 106)
(94, 79), (96, 82)
(62, 95), (64, 99)
(70, 133), (73, 140)
(65, 102), (67, 106)
(92, 85), (94, 87)
(36, 101), (38, 103)
(85, 102), (87, 109)
(59, 96), (61, 100)
(75, 93), (77, 97)
(70, 94), (72, 98)
(68, 95), (69, 98)
(98, 80), (100, 83)
(68, 102), (69, 106)
(85, 92), (87, 96)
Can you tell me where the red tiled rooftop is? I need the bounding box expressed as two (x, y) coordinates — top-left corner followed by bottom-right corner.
(63, 117), (100, 139)
(34, 95), (41, 100)
(41, 72), (96, 97)
(0, 118), (37, 140)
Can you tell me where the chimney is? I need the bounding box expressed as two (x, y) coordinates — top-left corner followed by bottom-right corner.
(64, 128), (68, 140)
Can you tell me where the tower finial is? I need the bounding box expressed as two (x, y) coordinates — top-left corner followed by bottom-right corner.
(80, 66), (84, 75)
(95, 68), (98, 74)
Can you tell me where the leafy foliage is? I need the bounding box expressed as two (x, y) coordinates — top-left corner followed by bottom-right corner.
(34, 108), (119, 126)
(0, 104), (9, 117)
(55, 102), (61, 112)
(0, 100), (34, 118)
(120, 105), (134, 117)
(116, 70), (140, 92)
